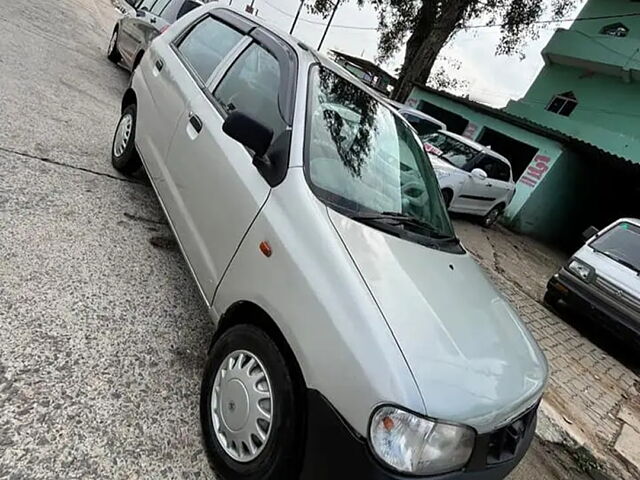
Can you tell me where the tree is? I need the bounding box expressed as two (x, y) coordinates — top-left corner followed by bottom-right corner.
(426, 56), (470, 93)
(309, 0), (579, 101)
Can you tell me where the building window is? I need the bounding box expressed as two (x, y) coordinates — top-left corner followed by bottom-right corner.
(546, 91), (578, 117)
(600, 23), (629, 37)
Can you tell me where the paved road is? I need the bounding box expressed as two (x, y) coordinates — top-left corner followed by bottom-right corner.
(0, 0), (592, 478)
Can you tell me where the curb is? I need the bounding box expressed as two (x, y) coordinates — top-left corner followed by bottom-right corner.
(537, 400), (635, 480)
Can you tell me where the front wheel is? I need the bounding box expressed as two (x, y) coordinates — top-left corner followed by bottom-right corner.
(481, 205), (503, 228)
(441, 189), (453, 208)
(543, 290), (559, 308)
(201, 325), (303, 480)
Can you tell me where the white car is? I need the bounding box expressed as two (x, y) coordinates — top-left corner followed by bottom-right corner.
(110, 5), (547, 479)
(422, 131), (516, 227)
(386, 100), (447, 136)
(546, 219), (640, 345)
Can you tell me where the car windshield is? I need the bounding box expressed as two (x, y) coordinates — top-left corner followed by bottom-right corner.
(421, 132), (479, 169)
(591, 222), (640, 273)
(306, 66), (454, 241)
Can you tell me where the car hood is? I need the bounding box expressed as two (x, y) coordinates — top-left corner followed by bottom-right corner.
(575, 246), (640, 295)
(328, 209), (548, 432)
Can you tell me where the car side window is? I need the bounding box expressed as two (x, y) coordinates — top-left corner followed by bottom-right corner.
(474, 155), (500, 180)
(138, 0), (156, 11)
(494, 161), (511, 182)
(177, 17), (243, 83)
(213, 43), (286, 141)
(150, 0), (171, 15)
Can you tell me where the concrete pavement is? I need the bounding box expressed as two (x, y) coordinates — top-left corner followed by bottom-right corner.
(0, 0), (597, 478)
(456, 219), (640, 480)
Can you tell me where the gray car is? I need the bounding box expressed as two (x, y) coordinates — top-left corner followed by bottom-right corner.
(110, 5), (547, 480)
(107, 0), (202, 71)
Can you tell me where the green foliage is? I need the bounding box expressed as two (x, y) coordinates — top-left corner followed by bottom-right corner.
(309, 0), (580, 61)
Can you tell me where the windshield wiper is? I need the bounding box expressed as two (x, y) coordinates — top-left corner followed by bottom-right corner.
(602, 251), (640, 275)
(349, 211), (457, 241)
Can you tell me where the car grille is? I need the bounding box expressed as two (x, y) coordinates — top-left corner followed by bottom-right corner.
(594, 276), (640, 314)
(466, 403), (538, 471)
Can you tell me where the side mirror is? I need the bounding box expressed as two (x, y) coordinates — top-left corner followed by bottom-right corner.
(471, 168), (488, 181)
(177, 0), (201, 19)
(223, 111), (274, 159)
(582, 226), (599, 243)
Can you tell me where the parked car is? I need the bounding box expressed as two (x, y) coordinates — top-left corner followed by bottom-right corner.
(110, 5), (547, 479)
(422, 131), (516, 227)
(107, 0), (202, 71)
(546, 219), (640, 343)
(387, 100), (447, 135)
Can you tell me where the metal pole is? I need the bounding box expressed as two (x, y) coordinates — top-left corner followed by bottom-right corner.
(318, 0), (340, 51)
(290, 0), (306, 35)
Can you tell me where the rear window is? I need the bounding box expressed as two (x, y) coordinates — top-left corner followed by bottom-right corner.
(177, 16), (243, 82)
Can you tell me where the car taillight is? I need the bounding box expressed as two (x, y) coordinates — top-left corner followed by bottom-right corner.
(160, 25), (170, 34)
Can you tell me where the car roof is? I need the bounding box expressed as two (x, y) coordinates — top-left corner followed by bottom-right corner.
(207, 7), (402, 98)
(609, 218), (640, 228)
(397, 107), (447, 129)
(437, 131), (511, 166)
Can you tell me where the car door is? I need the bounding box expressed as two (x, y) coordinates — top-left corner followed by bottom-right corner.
(489, 159), (514, 207)
(136, 12), (247, 185)
(118, 0), (155, 65)
(456, 154), (498, 214)
(161, 33), (292, 301)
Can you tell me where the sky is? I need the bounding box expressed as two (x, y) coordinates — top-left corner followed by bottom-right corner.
(228, 0), (589, 107)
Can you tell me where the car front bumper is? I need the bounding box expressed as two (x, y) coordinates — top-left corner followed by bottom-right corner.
(300, 390), (537, 480)
(547, 268), (640, 338)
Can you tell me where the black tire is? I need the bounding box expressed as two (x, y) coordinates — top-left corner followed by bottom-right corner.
(107, 29), (121, 64)
(481, 205), (503, 228)
(111, 104), (141, 174)
(544, 290), (559, 308)
(201, 324), (303, 480)
(441, 189), (453, 208)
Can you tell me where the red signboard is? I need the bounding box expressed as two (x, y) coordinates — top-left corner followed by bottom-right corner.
(462, 122), (478, 139)
(519, 155), (551, 187)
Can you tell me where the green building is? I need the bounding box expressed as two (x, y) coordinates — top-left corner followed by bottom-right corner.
(407, 0), (640, 248)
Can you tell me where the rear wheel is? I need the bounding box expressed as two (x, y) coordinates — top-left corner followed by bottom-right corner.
(441, 189), (453, 208)
(111, 104), (141, 174)
(481, 205), (503, 228)
(107, 29), (121, 64)
(201, 324), (303, 480)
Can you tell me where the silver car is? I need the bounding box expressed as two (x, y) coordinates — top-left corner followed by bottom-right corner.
(107, 0), (202, 71)
(111, 5), (548, 479)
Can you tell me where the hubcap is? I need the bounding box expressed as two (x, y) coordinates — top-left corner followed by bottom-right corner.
(113, 113), (132, 158)
(108, 31), (117, 55)
(486, 209), (500, 226)
(211, 350), (273, 463)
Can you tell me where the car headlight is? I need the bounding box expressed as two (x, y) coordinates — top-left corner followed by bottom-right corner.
(568, 259), (594, 282)
(369, 406), (475, 476)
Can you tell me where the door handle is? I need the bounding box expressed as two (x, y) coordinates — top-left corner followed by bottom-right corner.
(189, 113), (203, 133)
(155, 58), (164, 71)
